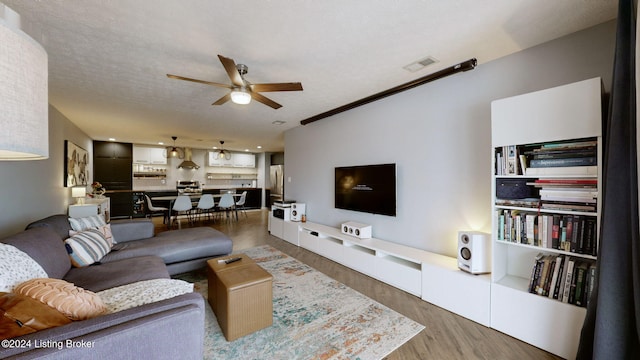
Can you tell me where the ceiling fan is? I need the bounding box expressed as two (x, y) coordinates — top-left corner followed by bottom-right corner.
(167, 55), (303, 109)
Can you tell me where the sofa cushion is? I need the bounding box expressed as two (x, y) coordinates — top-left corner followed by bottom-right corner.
(2, 227), (71, 280)
(25, 214), (73, 240)
(102, 227), (232, 264)
(63, 255), (170, 292)
(64, 229), (111, 267)
(68, 215), (106, 232)
(97, 279), (193, 314)
(109, 218), (154, 243)
(0, 243), (48, 292)
(0, 292), (71, 340)
(15, 278), (107, 320)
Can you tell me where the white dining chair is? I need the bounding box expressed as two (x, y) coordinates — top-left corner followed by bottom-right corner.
(171, 195), (193, 228)
(216, 193), (236, 222)
(235, 191), (248, 218)
(145, 194), (169, 224)
(196, 194), (215, 223)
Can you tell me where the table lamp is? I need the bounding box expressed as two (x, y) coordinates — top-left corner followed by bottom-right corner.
(72, 186), (86, 204)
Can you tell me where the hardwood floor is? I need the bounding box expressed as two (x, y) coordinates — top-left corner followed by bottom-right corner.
(154, 209), (561, 360)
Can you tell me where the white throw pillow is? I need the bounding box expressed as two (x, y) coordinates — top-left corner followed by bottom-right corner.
(0, 243), (48, 292)
(68, 215), (106, 232)
(97, 279), (194, 314)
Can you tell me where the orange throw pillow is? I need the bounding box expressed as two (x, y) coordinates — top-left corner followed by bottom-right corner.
(14, 278), (107, 321)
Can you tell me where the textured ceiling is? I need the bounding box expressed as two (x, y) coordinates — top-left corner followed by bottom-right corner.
(3, 0), (617, 153)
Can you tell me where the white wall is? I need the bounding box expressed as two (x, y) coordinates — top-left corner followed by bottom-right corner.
(284, 21), (616, 257)
(0, 105), (92, 237)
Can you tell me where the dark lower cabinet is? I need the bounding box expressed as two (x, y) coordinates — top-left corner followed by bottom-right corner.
(241, 188), (261, 209)
(105, 192), (133, 219)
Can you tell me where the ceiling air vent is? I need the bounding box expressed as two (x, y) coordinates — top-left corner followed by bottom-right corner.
(403, 56), (439, 72)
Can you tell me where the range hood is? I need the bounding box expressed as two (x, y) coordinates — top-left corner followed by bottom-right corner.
(177, 148), (200, 169)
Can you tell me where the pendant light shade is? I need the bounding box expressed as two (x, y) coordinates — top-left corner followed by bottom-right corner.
(217, 140), (231, 160)
(0, 4), (48, 160)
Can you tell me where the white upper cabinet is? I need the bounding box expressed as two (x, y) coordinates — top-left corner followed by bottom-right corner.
(208, 151), (234, 167)
(133, 146), (167, 164)
(207, 152), (255, 167)
(232, 153), (255, 168)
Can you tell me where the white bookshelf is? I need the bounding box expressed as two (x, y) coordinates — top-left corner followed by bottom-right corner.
(490, 77), (602, 359)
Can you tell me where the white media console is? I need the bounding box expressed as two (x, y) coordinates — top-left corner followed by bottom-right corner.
(267, 215), (491, 327)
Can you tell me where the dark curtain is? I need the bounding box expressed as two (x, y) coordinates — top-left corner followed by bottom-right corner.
(577, 0), (639, 358)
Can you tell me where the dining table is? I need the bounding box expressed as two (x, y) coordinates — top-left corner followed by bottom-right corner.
(151, 193), (242, 227)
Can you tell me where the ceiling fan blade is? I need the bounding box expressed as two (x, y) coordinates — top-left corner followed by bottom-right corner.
(251, 92), (282, 109)
(217, 55), (244, 87)
(166, 74), (232, 88)
(212, 93), (231, 106)
(250, 82), (303, 92)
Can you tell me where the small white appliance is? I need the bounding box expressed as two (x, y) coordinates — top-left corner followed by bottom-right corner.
(341, 221), (372, 239)
(457, 231), (491, 274)
(291, 203), (306, 221)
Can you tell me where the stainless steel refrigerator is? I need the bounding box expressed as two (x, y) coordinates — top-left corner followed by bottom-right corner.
(269, 165), (284, 204)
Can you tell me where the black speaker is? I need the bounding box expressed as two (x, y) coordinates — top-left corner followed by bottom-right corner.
(457, 231), (491, 274)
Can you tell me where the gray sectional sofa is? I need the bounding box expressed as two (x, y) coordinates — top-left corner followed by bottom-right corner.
(0, 214), (233, 359)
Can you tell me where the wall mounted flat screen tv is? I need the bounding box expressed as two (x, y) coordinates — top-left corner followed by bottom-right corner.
(335, 163), (396, 217)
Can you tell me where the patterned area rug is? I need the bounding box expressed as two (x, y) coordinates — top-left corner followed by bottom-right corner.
(175, 245), (424, 360)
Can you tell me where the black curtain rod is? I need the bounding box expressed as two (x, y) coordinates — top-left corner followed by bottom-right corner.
(300, 58), (477, 126)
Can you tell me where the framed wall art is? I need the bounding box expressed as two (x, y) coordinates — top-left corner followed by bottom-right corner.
(65, 140), (89, 187)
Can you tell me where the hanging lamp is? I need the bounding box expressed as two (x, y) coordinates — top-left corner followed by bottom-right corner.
(167, 136), (184, 159)
(0, 4), (49, 160)
(217, 140), (231, 160)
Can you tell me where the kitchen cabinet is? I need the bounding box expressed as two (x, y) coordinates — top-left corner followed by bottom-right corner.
(208, 151), (234, 167)
(105, 191), (133, 219)
(94, 141), (132, 159)
(94, 141), (132, 192)
(232, 153), (255, 168)
(133, 146), (167, 164)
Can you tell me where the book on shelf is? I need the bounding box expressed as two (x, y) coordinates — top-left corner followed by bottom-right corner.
(548, 255), (565, 299)
(540, 202), (597, 212)
(534, 178), (598, 185)
(585, 266), (596, 307)
(529, 253), (545, 294)
(526, 165), (598, 176)
(573, 262), (590, 307)
(506, 145), (519, 175)
(529, 148), (597, 160)
(495, 198), (540, 208)
(539, 139), (597, 150)
(529, 156), (597, 168)
(561, 258), (576, 303)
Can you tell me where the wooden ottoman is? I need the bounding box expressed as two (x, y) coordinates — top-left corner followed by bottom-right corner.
(206, 254), (273, 341)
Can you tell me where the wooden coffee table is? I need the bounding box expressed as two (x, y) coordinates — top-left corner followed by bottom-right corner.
(206, 254), (273, 341)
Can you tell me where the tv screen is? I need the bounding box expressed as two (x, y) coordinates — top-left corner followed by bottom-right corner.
(335, 163), (396, 217)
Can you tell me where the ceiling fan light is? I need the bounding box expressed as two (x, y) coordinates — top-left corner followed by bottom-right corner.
(230, 88), (251, 105)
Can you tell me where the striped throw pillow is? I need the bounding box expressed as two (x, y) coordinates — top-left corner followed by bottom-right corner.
(64, 229), (111, 267)
(68, 215), (106, 232)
